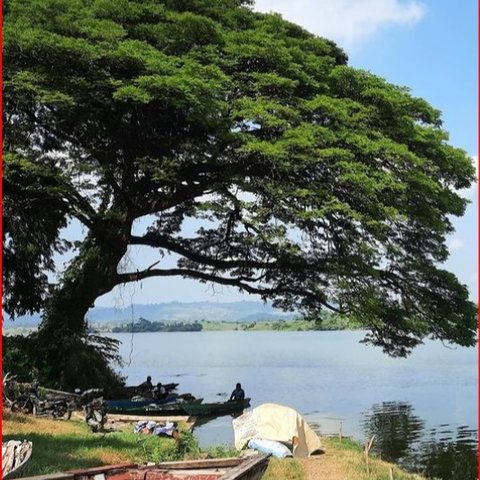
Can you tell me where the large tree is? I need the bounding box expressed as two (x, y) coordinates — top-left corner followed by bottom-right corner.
(3, 0), (476, 389)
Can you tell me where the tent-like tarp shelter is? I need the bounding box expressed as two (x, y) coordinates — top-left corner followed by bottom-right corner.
(232, 403), (323, 457)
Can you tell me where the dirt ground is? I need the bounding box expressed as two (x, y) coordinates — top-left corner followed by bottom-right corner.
(300, 454), (346, 480)
(298, 448), (422, 480)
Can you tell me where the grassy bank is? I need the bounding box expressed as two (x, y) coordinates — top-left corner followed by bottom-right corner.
(307, 437), (426, 480)
(262, 438), (426, 480)
(3, 413), (425, 480)
(2, 412), (236, 476)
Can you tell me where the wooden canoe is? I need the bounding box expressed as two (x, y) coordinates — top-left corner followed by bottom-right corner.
(116, 383), (180, 399)
(14, 454), (270, 480)
(106, 394), (179, 412)
(107, 398), (203, 416)
(3, 440), (33, 480)
(182, 399), (250, 416)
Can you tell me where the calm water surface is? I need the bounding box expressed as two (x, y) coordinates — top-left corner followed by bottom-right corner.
(109, 330), (477, 480)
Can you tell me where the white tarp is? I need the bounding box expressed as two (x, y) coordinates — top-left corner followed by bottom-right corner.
(232, 403), (323, 457)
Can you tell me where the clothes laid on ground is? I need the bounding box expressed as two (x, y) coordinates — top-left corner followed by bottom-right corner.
(134, 420), (178, 438)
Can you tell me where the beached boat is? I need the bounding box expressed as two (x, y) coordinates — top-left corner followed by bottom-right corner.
(119, 383), (180, 398)
(2, 440), (33, 480)
(109, 398), (204, 416)
(15, 454), (270, 480)
(106, 394), (179, 412)
(183, 398), (250, 416)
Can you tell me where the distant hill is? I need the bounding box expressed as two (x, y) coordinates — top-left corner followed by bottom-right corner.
(237, 312), (294, 322)
(3, 301), (297, 328)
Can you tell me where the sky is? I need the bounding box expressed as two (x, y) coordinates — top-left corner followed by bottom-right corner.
(94, 0), (477, 307)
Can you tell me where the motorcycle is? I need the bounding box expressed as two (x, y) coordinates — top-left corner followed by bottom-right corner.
(2, 373), (18, 410)
(79, 389), (107, 432)
(10, 384), (73, 420)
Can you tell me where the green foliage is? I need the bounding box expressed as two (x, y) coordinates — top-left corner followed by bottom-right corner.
(2, 335), (39, 383)
(133, 431), (187, 463)
(112, 317), (203, 332)
(203, 444), (239, 459)
(3, 0), (476, 389)
(272, 320), (290, 331)
(3, 154), (71, 317)
(137, 429), (238, 462)
(2, 332), (124, 393)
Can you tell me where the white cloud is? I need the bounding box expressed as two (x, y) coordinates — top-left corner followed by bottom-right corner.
(448, 238), (465, 252)
(254, 0), (426, 50)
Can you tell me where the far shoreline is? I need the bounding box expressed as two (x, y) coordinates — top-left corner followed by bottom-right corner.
(3, 318), (362, 336)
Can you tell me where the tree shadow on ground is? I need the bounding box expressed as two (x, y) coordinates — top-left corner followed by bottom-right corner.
(3, 432), (138, 476)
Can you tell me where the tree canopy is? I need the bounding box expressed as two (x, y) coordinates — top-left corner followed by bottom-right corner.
(3, 0), (476, 387)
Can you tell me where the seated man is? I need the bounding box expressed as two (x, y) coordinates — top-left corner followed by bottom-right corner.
(229, 382), (245, 401)
(153, 382), (168, 400)
(137, 376), (153, 394)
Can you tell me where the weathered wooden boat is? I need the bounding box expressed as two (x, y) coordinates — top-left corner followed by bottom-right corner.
(3, 440), (33, 480)
(15, 454), (270, 480)
(110, 398), (204, 416)
(183, 398), (250, 416)
(117, 383), (180, 399)
(161, 382), (180, 392)
(106, 394), (178, 413)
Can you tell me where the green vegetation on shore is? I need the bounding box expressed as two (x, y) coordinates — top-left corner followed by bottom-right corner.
(2, 413), (237, 477)
(104, 313), (362, 334)
(201, 316), (361, 332)
(318, 437), (425, 480)
(3, 316), (363, 335)
(112, 317), (203, 333)
(4, 413), (425, 480)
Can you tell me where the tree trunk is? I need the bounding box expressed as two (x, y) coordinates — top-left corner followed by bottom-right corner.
(35, 228), (130, 391)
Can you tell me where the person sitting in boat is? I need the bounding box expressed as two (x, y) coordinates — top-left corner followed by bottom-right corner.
(153, 382), (168, 400)
(137, 376), (153, 394)
(229, 383), (245, 401)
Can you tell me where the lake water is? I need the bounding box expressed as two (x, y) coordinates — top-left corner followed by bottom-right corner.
(109, 330), (477, 479)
